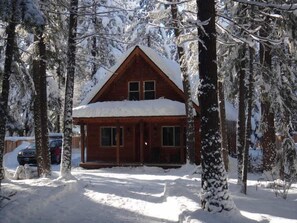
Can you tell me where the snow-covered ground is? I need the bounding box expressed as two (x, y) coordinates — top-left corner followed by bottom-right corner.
(1, 143), (297, 223)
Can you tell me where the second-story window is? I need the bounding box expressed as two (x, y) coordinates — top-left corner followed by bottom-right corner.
(144, 81), (155, 100)
(128, 82), (139, 100)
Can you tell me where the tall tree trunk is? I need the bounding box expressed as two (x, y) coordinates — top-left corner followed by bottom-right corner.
(60, 0), (78, 178)
(33, 58), (43, 176)
(197, 0), (234, 212)
(261, 100), (276, 171)
(91, 5), (97, 77)
(33, 29), (51, 177)
(260, 43), (276, 171)
(218, 80), (229, 171)
(171, 0), (195, 164)
(38, 30), (51, 176)
(0, 0), (17, 185)
(56, 60), (63, 133)
(237, 45), (247, 184)
(241, 47), (254, 194)
(259, 2), (276, 172)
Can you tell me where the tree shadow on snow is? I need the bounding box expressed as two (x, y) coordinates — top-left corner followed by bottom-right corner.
(227, 179), (297, 220)
(179, 208), (270, 223)
(1, 178), (176, 223)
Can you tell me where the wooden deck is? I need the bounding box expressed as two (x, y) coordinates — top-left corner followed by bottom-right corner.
(79, 162), (184, 169)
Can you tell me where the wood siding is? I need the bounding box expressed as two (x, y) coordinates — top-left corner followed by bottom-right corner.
(75, 46), (202, 167)
(85, 118), (201, 164)
(95, 55), (185, 103)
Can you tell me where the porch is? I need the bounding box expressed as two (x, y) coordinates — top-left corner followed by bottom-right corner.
(79, 162), (183, 169)
(75, 116), (197, 169)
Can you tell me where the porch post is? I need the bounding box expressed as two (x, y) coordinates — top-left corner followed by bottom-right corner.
(180, 123), (185, 163)
(116, 123), (120, 165)
(140, 121), (144, 164)
(133, 124), (136, 161)
(80, 124), (85, 163)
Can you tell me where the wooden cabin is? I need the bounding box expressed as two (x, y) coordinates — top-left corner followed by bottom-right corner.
(73, 45), (201, 168)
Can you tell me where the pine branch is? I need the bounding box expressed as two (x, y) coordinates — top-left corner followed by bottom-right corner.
(233, 0), (297, 11)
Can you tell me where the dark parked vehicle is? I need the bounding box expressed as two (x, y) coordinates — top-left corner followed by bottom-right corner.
(17, 139), (62, 165)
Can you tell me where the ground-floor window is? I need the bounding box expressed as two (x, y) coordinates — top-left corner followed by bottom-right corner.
(101, 127), (123, 147)
(162, 126), (180, 146)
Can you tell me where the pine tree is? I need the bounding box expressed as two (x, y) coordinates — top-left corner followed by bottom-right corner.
(0, 0), (45, 183)
(60, 0), (79, 178)
(241, 47), (255, 194)
(197, 0), (235, 212)
(236, 44), (247, 184)
(170, 0), (195, 164)
(0, 0), (17, 185)
(33, 26), (51, 177)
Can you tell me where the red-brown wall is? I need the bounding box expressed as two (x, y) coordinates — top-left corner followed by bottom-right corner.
(81, 48), (201, 165)
(86, 118), (201, 164)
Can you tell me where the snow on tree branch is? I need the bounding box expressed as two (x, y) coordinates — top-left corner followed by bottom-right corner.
(0, 0), (45, 30)
(234, 0), (297, 11)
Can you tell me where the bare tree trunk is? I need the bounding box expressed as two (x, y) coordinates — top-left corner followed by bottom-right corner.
(33, 58), (43, 176)
(197, 0), (234, 212)
(218, 80), (229, 171)
(170, 0), (195, 164)
(0, 0), (17, 185)
(241, 47), (254, 194)
(60, 0), (78, 178)
(91, 5), (97, 77)
(38, 30), (51, 176)
(33, 29), (51, 177)
(261, 100), (276, 171)
(260, 43), (276, 171)
(56, 60), (63, 133)
(237, 45), (247, 184)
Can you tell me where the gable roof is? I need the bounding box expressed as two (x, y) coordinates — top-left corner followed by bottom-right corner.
(80, 45), (184, 105)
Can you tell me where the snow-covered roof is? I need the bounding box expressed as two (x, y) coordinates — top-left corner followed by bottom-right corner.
(73, 99), (188, 118)
(80, 45), (182, 105)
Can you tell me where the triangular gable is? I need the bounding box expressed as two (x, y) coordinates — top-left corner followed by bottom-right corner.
(81, 45), (187, 105)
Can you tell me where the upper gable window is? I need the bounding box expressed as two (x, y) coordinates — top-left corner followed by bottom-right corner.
(144, 81), (155, 100)
(128, 82), (139, 100)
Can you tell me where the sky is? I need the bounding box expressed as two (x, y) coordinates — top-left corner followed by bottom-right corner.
(1, 143), (297, 223)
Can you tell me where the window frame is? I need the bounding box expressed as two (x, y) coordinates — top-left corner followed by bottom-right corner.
(128, 81), (140, 100)
(100, 126), (124, 147)
(143, 80), (156, 100)
(161, 126), (181, 147)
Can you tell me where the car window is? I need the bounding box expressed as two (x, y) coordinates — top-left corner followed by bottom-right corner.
(49, 141), (56, 147)
(28, 143), (36, 149)
(57, 140), (62, 147)
(50, 140), (62, 147)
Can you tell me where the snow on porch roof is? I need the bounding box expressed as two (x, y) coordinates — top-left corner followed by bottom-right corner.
(73, 99), (189, 118)
(80, 45), (182, 105)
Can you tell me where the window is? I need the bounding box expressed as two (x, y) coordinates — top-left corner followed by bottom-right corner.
(144, 81), (155, 100)
(101, 127), (123, 147)
(162, 126), (180, 146)
(128, 82), (139, 100)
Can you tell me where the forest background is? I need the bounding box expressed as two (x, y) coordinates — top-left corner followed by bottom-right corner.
(0, 0), (297, 213)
